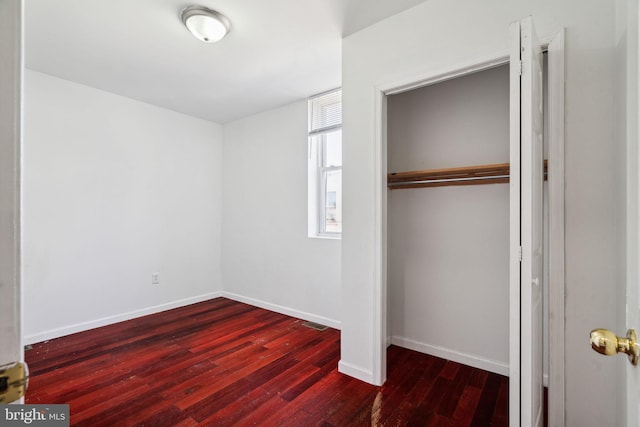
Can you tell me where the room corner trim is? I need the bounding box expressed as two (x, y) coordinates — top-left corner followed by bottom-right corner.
(391, 336), (510, 377)
(220, 291), (341, 330)
(338, 360), (376, 384)
(23, 291), (223, 344)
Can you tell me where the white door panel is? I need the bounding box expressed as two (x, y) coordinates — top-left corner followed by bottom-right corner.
(627, 2), (640, 424)
(0, 0), (24, 399)
(510, 16), (544, 427)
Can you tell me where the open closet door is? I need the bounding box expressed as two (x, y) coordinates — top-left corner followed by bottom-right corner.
(0, 0), (25, 405)
(509, 16), (544, 427)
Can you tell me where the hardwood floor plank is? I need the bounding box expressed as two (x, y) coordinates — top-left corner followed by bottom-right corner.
(324, 378), (378, 426)
(378, 364), (439, 424)
(275, 409), (317, 427)
(452, 386), (483, 426)
(70, 377), (151, 424)
(172, 350), (283, 410)
(234, 394), (290, 426)
(279, 359), (336, 402)
(263, 369), (355, 425)
(437, 364), (474, 418)
(410, 376), (452, 422)
(469, 373), (503, 427)
(77, 390), (174, 427)
(25, 297), (509, 426)
(32, 361), (134, 405)
(440, 360), (461, 380)
(490, 376), (510, 427)
(183, 378), (254, 422)
(132, 406), (198, 427)
(232, 355), (329, 425)
(196, 385), (275, 426)
(371, 348), (432, 425)
(467, 367), (489, 389)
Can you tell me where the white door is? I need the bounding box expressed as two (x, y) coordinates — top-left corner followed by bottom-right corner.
(0, 0), (25, 404)
(509, 16), (544, 427)
(626, 1), (640, 423)
(628, 174), (640, 423)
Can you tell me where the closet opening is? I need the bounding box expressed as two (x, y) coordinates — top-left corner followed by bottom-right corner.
(384, 56), (550, 418)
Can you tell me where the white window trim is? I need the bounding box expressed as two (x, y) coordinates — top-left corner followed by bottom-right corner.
(308, 132), (342, 239)
(308, 89), (342, 239)
(318, 151), (341, 238)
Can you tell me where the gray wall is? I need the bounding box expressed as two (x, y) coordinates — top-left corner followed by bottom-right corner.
(341, 0), (620, 424)
(222, 100), (342, 328)
(23, 70), (223, 342)
(387, 65), (510, 374)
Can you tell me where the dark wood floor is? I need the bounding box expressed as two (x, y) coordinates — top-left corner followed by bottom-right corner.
(25, 298), (508, 426)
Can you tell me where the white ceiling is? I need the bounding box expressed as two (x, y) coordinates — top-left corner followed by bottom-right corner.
(25, 0), (427, 123)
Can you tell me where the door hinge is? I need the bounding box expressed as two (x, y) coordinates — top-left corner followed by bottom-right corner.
(518, 60), (522, 76)
(517, 246), (522, 262)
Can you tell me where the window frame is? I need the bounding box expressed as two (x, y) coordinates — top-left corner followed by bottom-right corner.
(308, 89), (342, 239)
(317, 134), (342, 237)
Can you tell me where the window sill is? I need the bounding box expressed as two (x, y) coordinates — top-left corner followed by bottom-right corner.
(309, 234), (342, 241)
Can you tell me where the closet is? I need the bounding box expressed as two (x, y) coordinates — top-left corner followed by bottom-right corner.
(386, 64), (513, 376)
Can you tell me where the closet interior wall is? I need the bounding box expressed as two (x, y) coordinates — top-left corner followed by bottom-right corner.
(387, 64), (512, 375)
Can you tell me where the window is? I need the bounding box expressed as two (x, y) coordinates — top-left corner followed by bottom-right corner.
(308, 89), (342, 238)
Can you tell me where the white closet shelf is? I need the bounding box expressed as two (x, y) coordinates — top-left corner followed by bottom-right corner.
(387, 161), (547, 190)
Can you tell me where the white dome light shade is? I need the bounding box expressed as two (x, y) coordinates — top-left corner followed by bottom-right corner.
(181, 6), (230, 43)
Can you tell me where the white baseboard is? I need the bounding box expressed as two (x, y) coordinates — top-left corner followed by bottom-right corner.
(220, 291), (341, 330)
(24, 292), (222, 345)
(391, 336), (510, 377)
(338, 360), (374, 383)
(24, 291), (341, 345)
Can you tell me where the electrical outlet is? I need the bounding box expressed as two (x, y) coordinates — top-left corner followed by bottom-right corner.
(152, 272), (160, 285)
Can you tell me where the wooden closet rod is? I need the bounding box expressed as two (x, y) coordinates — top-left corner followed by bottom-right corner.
(387, 161), (548, 190)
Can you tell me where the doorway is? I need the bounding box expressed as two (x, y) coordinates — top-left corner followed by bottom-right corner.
(373, 25), (565, 425)
(385, 64), (512, 378)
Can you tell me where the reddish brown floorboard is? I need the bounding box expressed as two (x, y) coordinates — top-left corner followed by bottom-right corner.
(25, 298), (509, 426)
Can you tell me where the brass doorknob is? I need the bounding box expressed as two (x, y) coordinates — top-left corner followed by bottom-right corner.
(590, 328), (639, 366)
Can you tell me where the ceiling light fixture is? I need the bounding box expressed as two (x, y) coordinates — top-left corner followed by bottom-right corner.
(181, 5), (230, 43)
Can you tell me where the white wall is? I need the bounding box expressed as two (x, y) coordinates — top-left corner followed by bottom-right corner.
(23, 70), (223, 342)
(387, 65), (510, 375)
(222, 100), (341, 328)
(341, 1), (619, 425)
